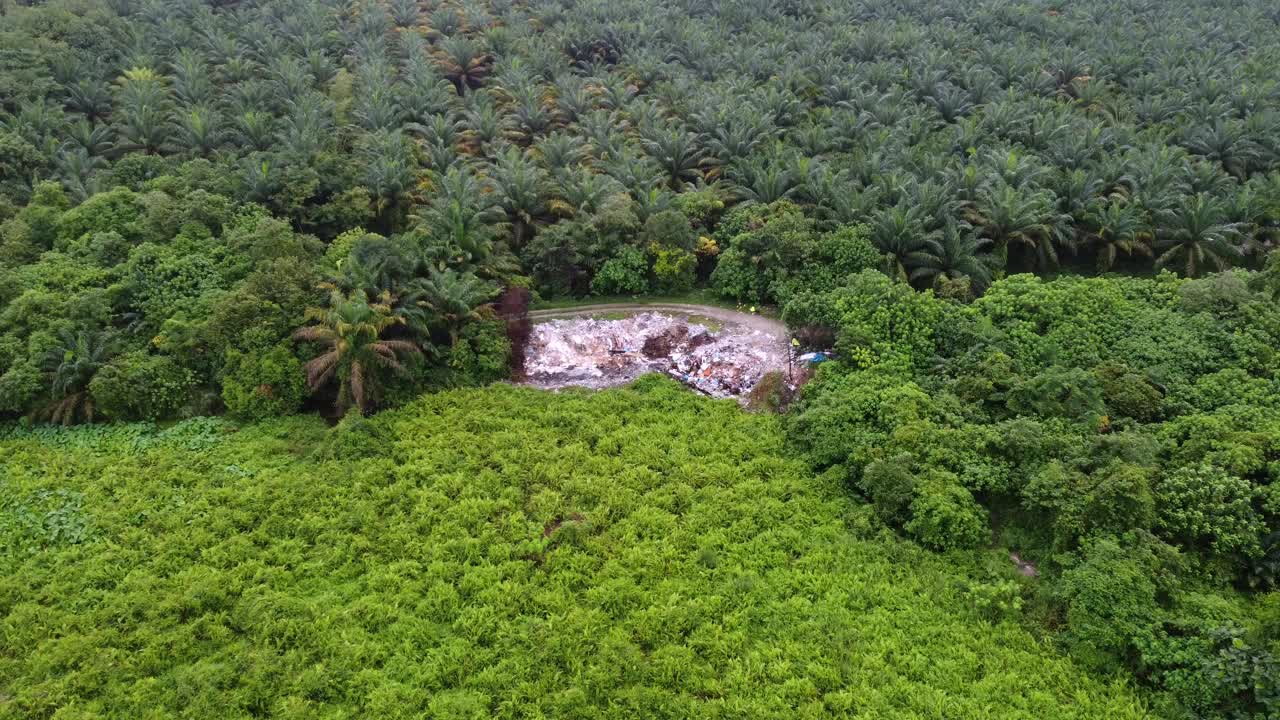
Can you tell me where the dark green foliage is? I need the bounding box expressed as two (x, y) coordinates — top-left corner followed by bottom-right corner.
(790, 267), (1279, 716)
(88, 351), (195, 421)
(711, 201), (878, 305)
(1006, 366), (1105, 422)
(440, 315), (511, 388)
(1058, 535), (1164, 672)
(590, 246), (649, 295)
(859, 453), (917, 525)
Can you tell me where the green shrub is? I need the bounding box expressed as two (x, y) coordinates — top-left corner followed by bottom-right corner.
(221, 344), (306, 421)
(905, 471), (989, 551)
(1006, 366), (1105, 421)
(590, 246), (649, 295)
(1059, 535), (1164, 672)
(444, 316), (511, 388)
(859, 452), (917, 525)
(650, 246), (696, 292)
(1094, 363), (1163, 422)
(89, 352), (195, 421)
(640, 208), (695, 251)
(1155, 463), (1263, 558)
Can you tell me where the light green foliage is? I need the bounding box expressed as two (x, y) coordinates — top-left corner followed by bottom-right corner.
(826, 270), (942, 372)
(325, 227), (380, 270)
(0, 381), (1151, 718)
(671, 189), (724, 230)
(54, 186), (147, 251)
(221, 344), (307, 421)
(650, 246), (696, 292)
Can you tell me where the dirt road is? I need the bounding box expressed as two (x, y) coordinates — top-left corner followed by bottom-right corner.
(527, 303), (789, 339)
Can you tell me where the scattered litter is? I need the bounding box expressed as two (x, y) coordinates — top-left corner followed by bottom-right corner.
(1010, 551), (1039, 578)
(523, 311), (790, 402)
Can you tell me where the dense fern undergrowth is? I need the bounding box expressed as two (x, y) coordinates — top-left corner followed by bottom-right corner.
(0, 379), (1152, 719)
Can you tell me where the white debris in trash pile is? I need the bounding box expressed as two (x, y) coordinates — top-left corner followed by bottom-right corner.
(523, 312), (787, 401)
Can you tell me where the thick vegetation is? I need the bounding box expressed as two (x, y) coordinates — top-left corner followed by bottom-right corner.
(0, 380), (1153, 718)
(787, 268), (1280, 718)
(4, 0), (1280, 421)
(3, 0), (1280, 716)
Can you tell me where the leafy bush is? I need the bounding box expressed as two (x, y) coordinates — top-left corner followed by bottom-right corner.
(442, 316), (511, 387)
(1095, 363), (1163, 422)
(221, 344), (306, 421)
(1007, 366), (1105, 421)
(650, 246), (696, 292)
(905, 471), (989, 551)
(859, 452), (916, 525)
(1156, 464), (1264, 558)
(590, 246), (649, 295)
(1059, 535), (1164, 672)
(88, 352), (195, 421)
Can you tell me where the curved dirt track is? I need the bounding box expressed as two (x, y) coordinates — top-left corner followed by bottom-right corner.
(527, 303), (788, 339)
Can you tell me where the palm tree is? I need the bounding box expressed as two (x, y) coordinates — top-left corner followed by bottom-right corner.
(232, 111), (277, 152)
(361, 129), (417, 234)
(413, 167), (510, 276)
(293, 289), (422, 414)
(171, 106), (225, 157)
(1085, 201), (1152, 271)
(64, 79), (113, 121)
(641, 127), (708, 189)
(969, 183), (1071, 270)
(404, 269), (496, 346)
(869, 203), (930, 281)
(64, 119), (115, 158)
(489, 146), (547, 247)
(113, 68), (174, 155)
(1182, 120), (1262, 179)
(57, 147), (107, 202)
(39, 329), (115, 425)
(437, 36), (491, 93)
(1153, 193), (1244, 277)
(907, 221), (998, 292)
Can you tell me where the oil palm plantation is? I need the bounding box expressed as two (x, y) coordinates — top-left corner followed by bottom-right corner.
(1085, 201), (1152, 271)
(907, 221), (998, 292)
(1153, 193), (1245, 276)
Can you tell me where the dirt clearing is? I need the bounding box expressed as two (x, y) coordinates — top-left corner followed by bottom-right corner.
(522, 307), (790, 401)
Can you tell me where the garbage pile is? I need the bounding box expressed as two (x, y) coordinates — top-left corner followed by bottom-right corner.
(524, 312), (787, 401)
